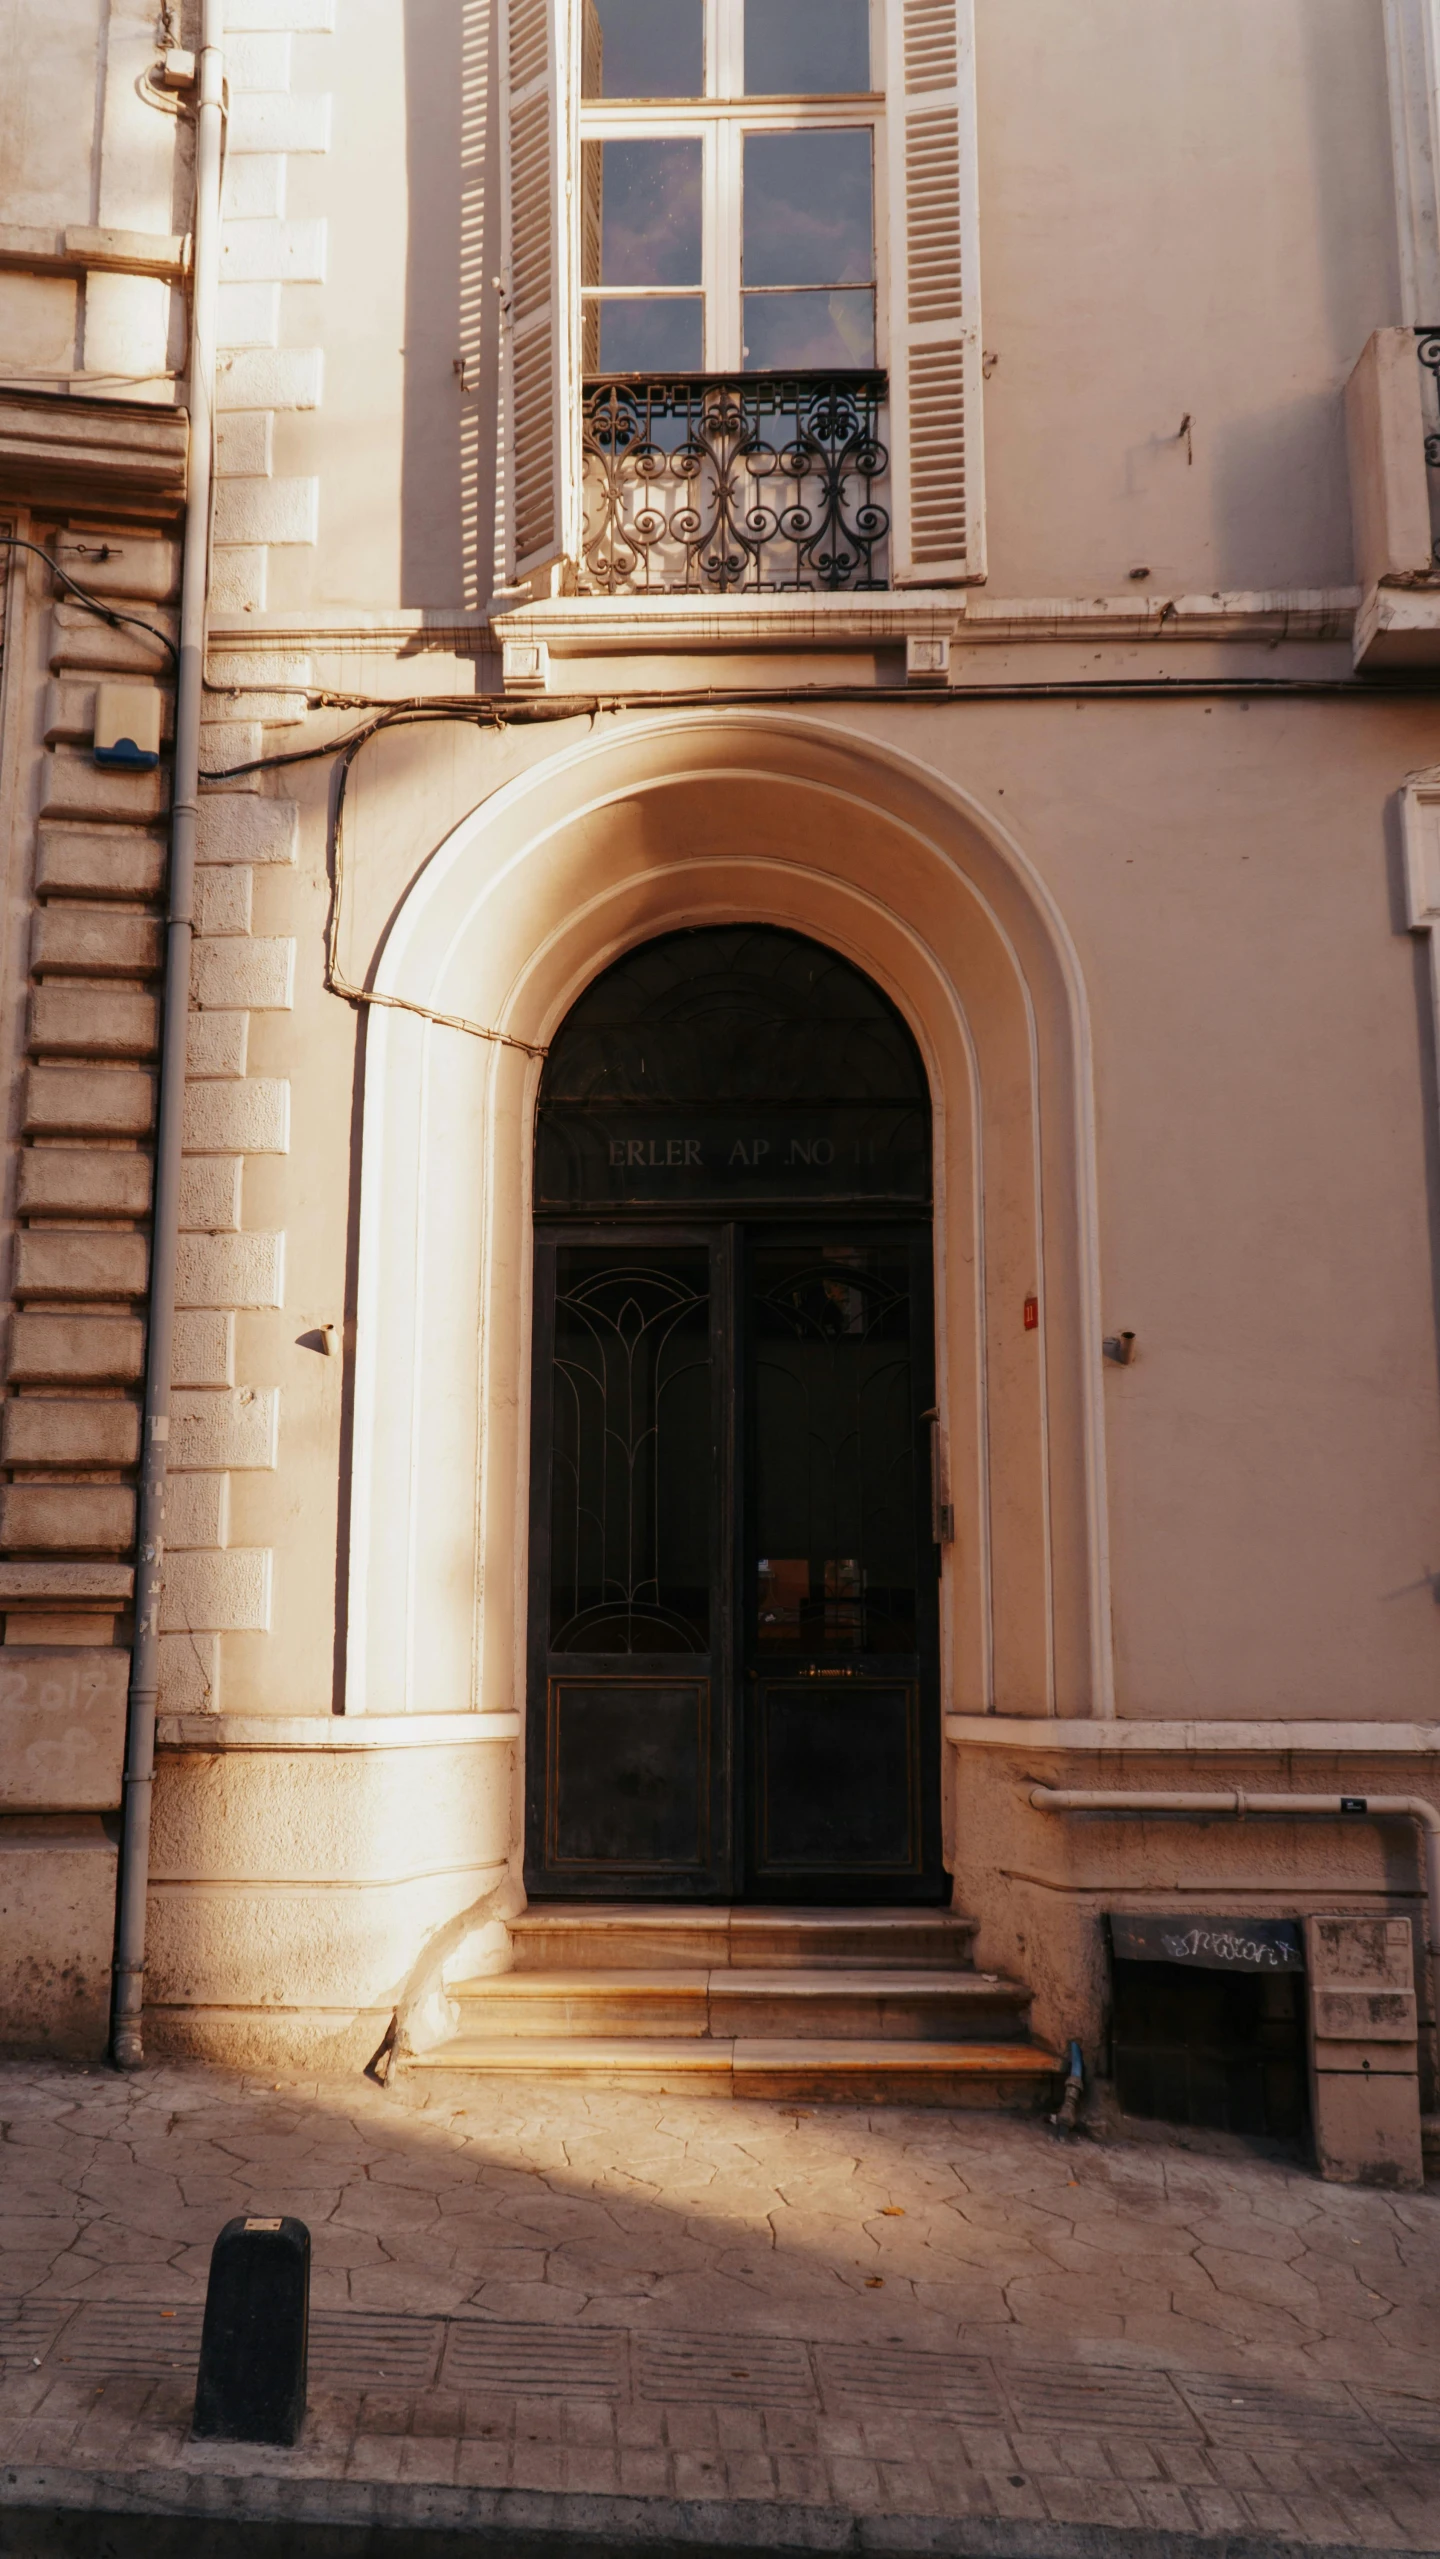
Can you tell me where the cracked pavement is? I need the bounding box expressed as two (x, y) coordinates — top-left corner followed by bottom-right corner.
(1, 2058), (1438, 2548)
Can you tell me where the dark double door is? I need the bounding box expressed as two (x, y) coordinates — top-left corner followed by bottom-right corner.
(525, 1222), (943, 1902)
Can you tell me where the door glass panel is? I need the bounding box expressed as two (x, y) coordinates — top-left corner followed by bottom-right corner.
(744, 0), (870, 94)
(752, 1242), (917, 1655)
(550, 1249), (711, 1653)
(537, 925), (930, 1209)
(583, 0), (704, 98)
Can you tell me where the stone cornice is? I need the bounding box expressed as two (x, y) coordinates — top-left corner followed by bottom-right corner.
(945, 1714), (1440, 1753)
(201, 589), (1362, 663)
(205, 609), (490, 655)
(490, 586), (1360, 656)
(0, 392), (188, 516)
(0, 223), (189, 283)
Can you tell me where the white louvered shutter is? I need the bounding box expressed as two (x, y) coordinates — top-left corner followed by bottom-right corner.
(500, 0), (578, 582)
(884, 0), (985, 584)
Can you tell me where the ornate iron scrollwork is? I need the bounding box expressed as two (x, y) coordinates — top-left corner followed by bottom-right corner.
(1414, 330), (1440, 561)
(581, 372), (890, 593)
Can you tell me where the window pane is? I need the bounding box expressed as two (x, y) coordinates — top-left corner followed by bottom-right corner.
(742, 287), (874, 367)
(744, 0), (869, 94)
(588, 295), (704, 370)
(582, 0), (704, 98)
(743, 130), (872, 287)
(596, 138), (703, 286)
(752, 1242), (917, 1657)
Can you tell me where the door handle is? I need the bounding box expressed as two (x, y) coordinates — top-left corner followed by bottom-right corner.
(922, 1408), (954, 1545)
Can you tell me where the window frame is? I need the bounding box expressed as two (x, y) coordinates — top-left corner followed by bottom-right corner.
(497, 0), (985, 590)
(579, 0), (890, 376)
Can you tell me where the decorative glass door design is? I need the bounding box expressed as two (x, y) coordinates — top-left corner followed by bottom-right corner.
(527, 927), (941, 1903)
(528, 1239), (730, 1893)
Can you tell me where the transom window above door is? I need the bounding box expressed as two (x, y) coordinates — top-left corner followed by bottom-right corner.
(580, 0), (881, 372)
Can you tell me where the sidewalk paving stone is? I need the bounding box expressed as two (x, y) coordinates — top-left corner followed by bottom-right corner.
(0, 2056), (1438, 2551)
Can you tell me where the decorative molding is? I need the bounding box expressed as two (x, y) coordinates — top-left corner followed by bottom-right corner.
(0, 394), (188, 514)
(1403, 765), (1440, 927)
(345, 710), (1113, 1722)
(959, 589), (1359, 644)
(1401, 773), (1440, 1226)
(1354, 579), (1440, 667)
(494, 594), (969, 655)
(199, 591), (1361, 665)
(489, 587), (1360, 667)
(0, 225), (189, 285)
(946, 1715), (1440, 1754)
(207, 609), (491, 653)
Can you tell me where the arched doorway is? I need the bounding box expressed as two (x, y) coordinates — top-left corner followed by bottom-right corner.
(525, 924), (944, 1903)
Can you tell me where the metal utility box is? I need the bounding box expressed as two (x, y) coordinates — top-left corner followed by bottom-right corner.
(1305, 1914), (1423, 2190)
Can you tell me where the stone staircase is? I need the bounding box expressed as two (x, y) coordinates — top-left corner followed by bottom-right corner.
(402, 1905), (1063, 2106)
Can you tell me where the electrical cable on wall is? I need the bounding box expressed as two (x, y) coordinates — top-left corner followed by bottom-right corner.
(190, 672), (1440, 1061)
(0, 535), (179, 666)
(325, 708), (551, 1057)
(200, 701), (563, 1056)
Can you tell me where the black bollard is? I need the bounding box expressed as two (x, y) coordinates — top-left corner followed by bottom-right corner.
(193, 2213), (310, 2445)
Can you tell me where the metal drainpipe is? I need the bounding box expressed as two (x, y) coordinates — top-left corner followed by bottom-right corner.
(1029, 1784), (1440, 2056)
(111, 1), (225, 2070)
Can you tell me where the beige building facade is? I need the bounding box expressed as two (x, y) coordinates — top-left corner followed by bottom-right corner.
(3, 0), (1440, 2162)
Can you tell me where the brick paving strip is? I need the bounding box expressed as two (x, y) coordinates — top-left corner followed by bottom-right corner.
(1, 2061), (1438, 2552)
(3, 2300), (1440, 2553)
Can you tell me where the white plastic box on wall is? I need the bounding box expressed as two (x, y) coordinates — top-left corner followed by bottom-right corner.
(93, 683), (162, 770)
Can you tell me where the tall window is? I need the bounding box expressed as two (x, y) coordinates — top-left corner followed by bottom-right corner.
(500, 0), (984, 588)
(579, 0), (883, 373)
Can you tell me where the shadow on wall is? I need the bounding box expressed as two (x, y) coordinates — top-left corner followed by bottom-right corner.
(1207, 390), (1355, 592)
(1296, 0), (1403, 367)
(401, 0), (500, 610)
(1203, 0), (1398, 595)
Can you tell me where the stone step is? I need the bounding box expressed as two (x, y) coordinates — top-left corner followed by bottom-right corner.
(451, 1967), (1033, 2042)
(509, 1904), (980, 1974)
(403, 2036), (1064, 2107)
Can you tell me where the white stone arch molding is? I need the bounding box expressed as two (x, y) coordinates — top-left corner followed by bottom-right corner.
(344, 709), (1114, 1736)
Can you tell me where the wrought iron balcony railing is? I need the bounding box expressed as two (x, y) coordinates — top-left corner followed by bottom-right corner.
(1417, 328), (1440, 565)
(580, 372), (890, 595)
